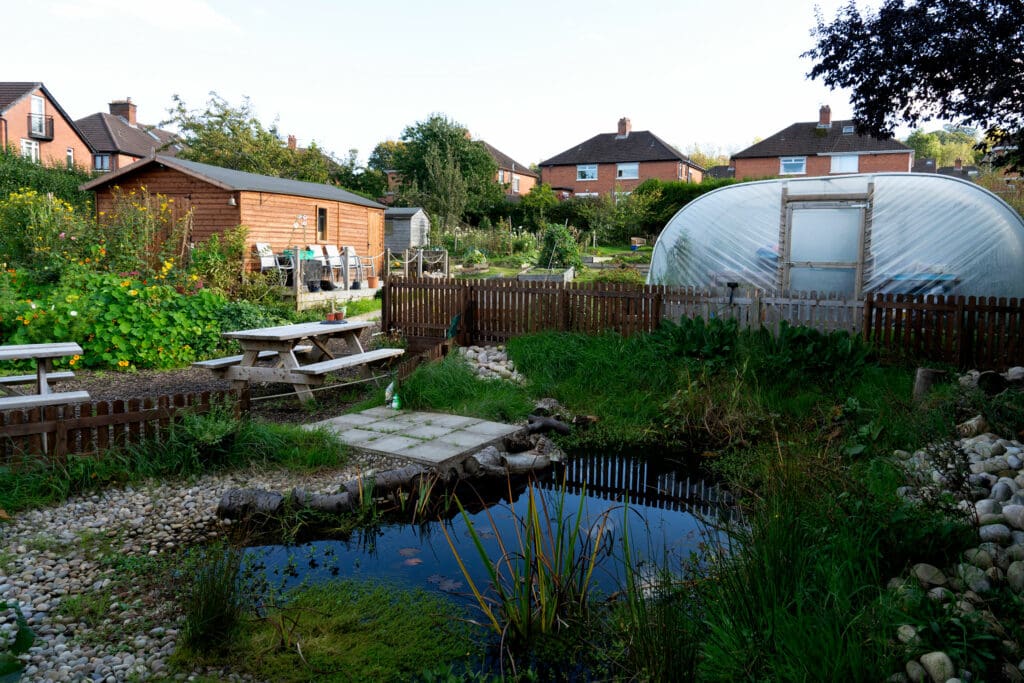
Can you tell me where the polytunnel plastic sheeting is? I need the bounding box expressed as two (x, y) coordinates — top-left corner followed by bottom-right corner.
(648, 173), (1024, 299)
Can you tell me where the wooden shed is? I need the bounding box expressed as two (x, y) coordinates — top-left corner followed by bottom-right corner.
(384, 207), (431, 253)
(81, 155), (386, 270)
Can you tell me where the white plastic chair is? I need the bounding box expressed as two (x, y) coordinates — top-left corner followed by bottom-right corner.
(323, 245), (346, 287)
(254, 243), (292, 285)
(344, 246), (365, 282)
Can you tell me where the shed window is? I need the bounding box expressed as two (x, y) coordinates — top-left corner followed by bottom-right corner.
(780, 157), (806, 175)
(317, 207), (327, 240)
(577, 164), (598, 181)
(830, 155), (859, 174)
(616, 162), (639, 179)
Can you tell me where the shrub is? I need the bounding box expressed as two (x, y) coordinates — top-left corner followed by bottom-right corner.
(99, 186), (190, 276)
(0, 147), (93, 210)
(0, 189), (100, 283)
(591, 267), (646, 285)
(537, 223), (582, 270)
(189, 226), (248, 296)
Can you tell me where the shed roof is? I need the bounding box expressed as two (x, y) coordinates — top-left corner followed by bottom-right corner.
(540, 130), (699, 168)
(81, 155), (385, 209)
(732, 119), (911, 159)
(385, 207), (427, 217)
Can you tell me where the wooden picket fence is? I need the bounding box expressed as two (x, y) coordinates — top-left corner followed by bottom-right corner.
(383, 278), (1024, 371)
(0, 389), (247, 464)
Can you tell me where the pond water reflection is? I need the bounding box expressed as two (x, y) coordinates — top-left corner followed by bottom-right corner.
(244, 454), (735, 603)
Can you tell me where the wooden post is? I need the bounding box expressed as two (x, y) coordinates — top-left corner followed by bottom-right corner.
(385, 248), (391, 278)
(291, 244), (301, 309)
(417, 249), (424, 277)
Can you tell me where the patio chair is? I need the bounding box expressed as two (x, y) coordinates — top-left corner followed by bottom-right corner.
(323, 244), (346, 288)
(254, 243), (293, 285)
(344, 246), (365, 283)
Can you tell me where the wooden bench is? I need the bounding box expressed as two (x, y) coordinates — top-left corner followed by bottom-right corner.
(0, 391), (91, 411)
(294, 348), (404, 376)
(192, 346), (313, 370)
(0, 371), (75, 387)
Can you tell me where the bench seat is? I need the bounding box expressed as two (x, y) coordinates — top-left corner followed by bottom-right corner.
(0, 391), (91, 411)
(0, 371), (75, 386)
(192, 345), (314, 370)
(294, 348), (404, 376)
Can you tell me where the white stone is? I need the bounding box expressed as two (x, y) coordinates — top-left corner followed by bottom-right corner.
(1004, 505), (1024, 530)
(919, 651), (955, 683)
(979, 524), (1013, 544)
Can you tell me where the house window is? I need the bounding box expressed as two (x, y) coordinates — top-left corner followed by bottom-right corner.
(317, 207), (328, 240)
(616, 162), (639, 179)
(93, 154), (110, 171)
(66, 147), (74, 168)
(29, 96), (45, 136)
(20, 139), (39, 162)
(830, 155), (859, 174)
(577, 164), (598, 181)
(498, 170), (505, 183)
(780, 156), (806, 175)
(512, 177), (520, 193)
(575, 192), (599, 198)
(842, 125), (855, 134)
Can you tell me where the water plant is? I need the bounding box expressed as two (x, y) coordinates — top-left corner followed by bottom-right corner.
(442, 478), (613, 653)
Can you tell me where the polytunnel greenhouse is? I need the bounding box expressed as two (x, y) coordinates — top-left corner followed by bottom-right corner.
(648, 173), (1024, 299)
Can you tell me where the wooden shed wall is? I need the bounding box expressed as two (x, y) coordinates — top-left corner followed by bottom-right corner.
(92, 166), (240, 244)
(238, 192), (384, 267)
(90, 165), (384, 271)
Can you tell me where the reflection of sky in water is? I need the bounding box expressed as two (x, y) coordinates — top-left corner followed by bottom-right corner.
(245, 458), (732, 606)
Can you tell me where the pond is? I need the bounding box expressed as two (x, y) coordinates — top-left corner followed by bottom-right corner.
(243, 454), (735, 605)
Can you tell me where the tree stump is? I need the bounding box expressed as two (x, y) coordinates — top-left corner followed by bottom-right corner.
(912, 368), (948, 403)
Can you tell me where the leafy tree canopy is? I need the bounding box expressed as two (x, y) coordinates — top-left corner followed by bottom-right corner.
(392, 114), (501, 224)
(164, 93), (332, 182)
(805, 0), (1024, 169)
(904, 125), (980, 167)
(367, 140), (404, 171)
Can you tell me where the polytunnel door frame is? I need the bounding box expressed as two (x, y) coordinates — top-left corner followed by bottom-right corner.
(780, 197), (870, 298)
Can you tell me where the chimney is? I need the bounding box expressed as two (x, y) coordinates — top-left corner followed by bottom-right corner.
(616, 117), (631, 138)
(818, 105), (831, 127)
(287, 135), (297, 150)
(954, 157), (963, 171)
(109, 98), (137, 126)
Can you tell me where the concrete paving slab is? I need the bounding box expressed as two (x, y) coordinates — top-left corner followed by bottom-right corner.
(311, 408), (523, 466)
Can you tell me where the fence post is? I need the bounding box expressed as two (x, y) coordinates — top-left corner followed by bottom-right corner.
(862, 293), (873, 341)
(417, 250), (424, 277)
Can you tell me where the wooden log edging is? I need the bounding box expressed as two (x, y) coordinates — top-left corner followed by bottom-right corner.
(216, 430), (561, 520)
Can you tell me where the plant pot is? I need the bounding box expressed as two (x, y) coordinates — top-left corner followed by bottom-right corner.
(366, 275), (379, 289)
(307, 281), (321, 293)
(327, 311), (345, 321)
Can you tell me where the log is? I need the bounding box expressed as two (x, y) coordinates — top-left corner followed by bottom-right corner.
(217, 489), (285, 519)
(502, 453), (551, 473)
(977, 370), (1008, 396)
(527, 414), (571, 435)
(912, 368), (948, 403)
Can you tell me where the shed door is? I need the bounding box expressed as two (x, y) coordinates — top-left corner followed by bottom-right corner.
(784, 202), (866, 296)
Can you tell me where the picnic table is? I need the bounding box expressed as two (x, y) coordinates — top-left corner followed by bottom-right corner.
(193, 320), (404, 402)
(0, 342), (91, 410)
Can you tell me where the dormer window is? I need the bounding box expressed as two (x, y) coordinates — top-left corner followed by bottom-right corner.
(842, 125), (855, 134)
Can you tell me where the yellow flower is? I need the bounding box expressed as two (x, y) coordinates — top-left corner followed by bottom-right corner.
(118, 360), (130, 368)
(121, 280), (131, 287)
(128, 289), (138, 296)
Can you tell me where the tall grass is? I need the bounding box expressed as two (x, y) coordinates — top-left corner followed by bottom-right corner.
(399, 353), (534, 423)
(178, 542), (246, 654)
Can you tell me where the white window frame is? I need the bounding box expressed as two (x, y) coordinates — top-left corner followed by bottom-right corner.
(576, 164), (598, 181)
(66, 147), (74, 168)
(779, 156), (806, 175)
(29, 96), (45, 135)
(616, 162), (639, 179)
(498, 170), (505, 183)
(512, 177), (520, 193)
(830, 155), (859, 174)
(575, 192), (599, 198)
(94, 154), (110, 171)
(20, 139), (39, 162)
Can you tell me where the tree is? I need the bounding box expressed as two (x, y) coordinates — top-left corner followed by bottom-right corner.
(684, 143), (731, 170)
(367, 140), (404, 171)
(392, 114), (501, 225)
(330, 148), (388, 199)
(164, 93), (332, 182)
(519, 183), (559, 229)
(805, 0), (1024, 169)
(904, 129), (942, 163)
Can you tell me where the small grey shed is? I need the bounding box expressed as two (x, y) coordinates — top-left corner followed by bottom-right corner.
(384, 207), (431, 253)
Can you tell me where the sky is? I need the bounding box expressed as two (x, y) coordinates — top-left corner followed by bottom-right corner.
(7, 0), (904, 168)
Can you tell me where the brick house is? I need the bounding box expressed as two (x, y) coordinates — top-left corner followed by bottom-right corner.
(479, 141), (538, 197)
(76, 98), (179, 174)
(538, 118), (704, 197)
(0, 82), (93, 168)
(731, 106), (913, 180)
(80, 155), (386, 272)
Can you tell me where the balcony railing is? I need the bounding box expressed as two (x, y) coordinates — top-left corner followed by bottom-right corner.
(27, 114), (54, 141)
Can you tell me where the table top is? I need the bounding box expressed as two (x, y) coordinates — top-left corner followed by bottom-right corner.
(0, 342), (83, 362)
(222, 319), (374, 342)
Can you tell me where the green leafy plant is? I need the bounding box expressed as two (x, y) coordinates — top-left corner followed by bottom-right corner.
(0, 601), (36, 681)
(537, 223), (582, 270)
(442, 479), (612, 649)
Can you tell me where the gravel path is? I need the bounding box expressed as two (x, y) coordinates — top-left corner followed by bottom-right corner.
(0, 455), (402, 682)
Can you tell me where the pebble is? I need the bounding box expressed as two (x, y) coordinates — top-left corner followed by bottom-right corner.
(0, 456), (392, 681)
(457, 345), (525, 383)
